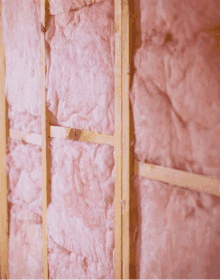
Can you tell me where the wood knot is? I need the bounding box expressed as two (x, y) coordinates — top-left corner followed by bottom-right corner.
(41, 23), (46, 33)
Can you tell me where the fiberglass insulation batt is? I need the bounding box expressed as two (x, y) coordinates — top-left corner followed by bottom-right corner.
(2, 0), (220, 278)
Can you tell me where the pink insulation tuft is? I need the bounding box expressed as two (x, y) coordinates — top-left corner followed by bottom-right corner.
(2, 0), (41, 134)
(46, 0), (115, 134)
(2, 0), (220, 278)
(6, 139), (43, 279)
(47, 139), (115, 278)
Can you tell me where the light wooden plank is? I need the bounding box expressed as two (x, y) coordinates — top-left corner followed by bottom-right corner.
(9, 127), (115, 146)
(122, 0), (130, 278)
(9, 129), (42, 146)
(0, 2), (9, 279)
(40, 0), (49, 279)
(9, 129), (28, 142)
(134, 161), (220, 197)
(114, 0), (123, 277)
(50, 126), (115, 146)
(26, 133), (43, 146)
(77, 130), (114, 146)
(8, 127), (220, 198)
(50, 126), (72, 139)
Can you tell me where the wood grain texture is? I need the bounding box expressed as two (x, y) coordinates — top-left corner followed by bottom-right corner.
(8, 128), (220, 198)
(114, 0), (123, 277)
(134, 161), (220, 197)
(9, 127), (114, 146)
(0, 2), (9, 279)
(41, 0), (49, 278)
(50, 126), (115, 146)
(122, 0), (130, 278)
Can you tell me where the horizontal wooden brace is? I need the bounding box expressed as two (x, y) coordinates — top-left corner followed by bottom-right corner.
(9, 126), (115, 146)
(8, 128), (220, 197)
(134, 160), (220, 197)
(9, 129), (42, 145)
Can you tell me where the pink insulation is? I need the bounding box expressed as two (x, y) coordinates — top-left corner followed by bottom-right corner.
(46, 0), (115, 134)
(2, 0), (220, 279)
(2, 0), (41, 134)
(2, 0), (43, 278)
(47, 139), (115, 278)
(130, 0), (220, 278)
(6, 139), (43, 279)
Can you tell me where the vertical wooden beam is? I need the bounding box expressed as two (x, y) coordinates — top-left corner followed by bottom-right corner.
(114, 0), (122, 277)
(115, 0), (130, 278)
(0, 2), (9, 279)
(122, 0), (130, 278)
(41, 0), (49, 279)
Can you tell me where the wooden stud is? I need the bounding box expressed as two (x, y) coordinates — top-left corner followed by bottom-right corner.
(134, 161), (220, 197)
(122, 0), (130, 278)
(3, 0), (220, 278)
(0, 2), (9, 279)
(114, 0), (123, 277)
(41, 0), (49, 279)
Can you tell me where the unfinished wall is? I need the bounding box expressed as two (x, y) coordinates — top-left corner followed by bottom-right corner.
(2, 0), (220, 278)
(2, 0), (43, 278)
(130, 0), (220, 278)
(3, 0), (115, 278)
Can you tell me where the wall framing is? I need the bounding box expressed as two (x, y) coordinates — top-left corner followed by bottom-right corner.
(121, 0), (130, 278)
(41, 0), (49, 279)
(0, 1), (8, 279)
(114, 0), (123, 277)
(0, 0), (220, 279)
